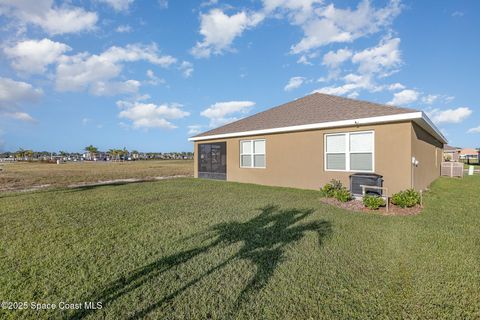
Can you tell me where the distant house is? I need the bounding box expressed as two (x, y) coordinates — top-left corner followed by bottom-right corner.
(189, 93), (447, 194)
(443, 145), (461, 161)
(459, 148), (479, 161)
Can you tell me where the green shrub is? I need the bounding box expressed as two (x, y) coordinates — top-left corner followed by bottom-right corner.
(320, 180), (352, 202)
(334, 187), (353, 202)
(330, 179), (343, 190)
(320, 183), (336, 197)
(320, 179), (344, 198)
(363, 195), (385, 210)
(391, 189), (421, 208)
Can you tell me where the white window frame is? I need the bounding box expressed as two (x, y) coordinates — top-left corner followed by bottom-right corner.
(324, 130), (375, 172)
(240, 139), (266, 169)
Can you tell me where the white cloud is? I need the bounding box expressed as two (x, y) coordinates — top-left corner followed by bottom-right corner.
(452, 11), (464, 17)
(263, 0), (323, 24)
(99, 0), (134, 12)
(191, 0), (400, 59)
(188, 125), (203, 135)
(0, 0), (98, 35)
(191, 9), (264, 58)
(0, 77), (42, 122)
(445, 96), (455, 103)
(297, 55), (312, 65)
(352, 37), (401, 75)
(179, 61), (194, 78)
(200, 0), (218, 7)
(422, 94), (439, 105)
(322, 48), (352, 69)
(201, 101), (255, 127)
(90, 80), (141, 96)
(387, 89), (419, 106)
(116, 25), (132, 33)
(313, 36), (402, 97)
(388, 82), (405, 91)
(158, 0), (168, 9)
(296, 52), (318, 65)
(313, 73), (379, 97)
(4, 38), (71, 74)
(145, 70), (165, 86)
(117, 100), (189, 129)
(284, 76), (306, 91)
(9, 111), (36, 122)
(100, 44), (177, 66)
(55, 44), (176, 95)
(0, 78), (42, 105)
(421, 94), (455, 105)
(427, 107), (472, 125)
(468, 126), (480, 134)
(290, 0), (402, 53)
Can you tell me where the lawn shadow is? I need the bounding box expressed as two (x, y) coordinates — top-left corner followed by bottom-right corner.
(69, 205), (332, 319)
(66, 180), (153, 192)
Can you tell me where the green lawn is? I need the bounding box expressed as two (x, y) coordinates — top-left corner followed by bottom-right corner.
(1, 177), (479, 319)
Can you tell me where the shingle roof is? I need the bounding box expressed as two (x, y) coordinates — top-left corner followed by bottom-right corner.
(194, 93), (417, 138)
(443, 145), (461, 151)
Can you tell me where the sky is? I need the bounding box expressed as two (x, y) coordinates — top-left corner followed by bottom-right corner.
(0, 0), (479, 152)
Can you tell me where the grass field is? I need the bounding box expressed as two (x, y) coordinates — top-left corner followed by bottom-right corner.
(0, 160), (193, 192)
(1, 176), (479, 319)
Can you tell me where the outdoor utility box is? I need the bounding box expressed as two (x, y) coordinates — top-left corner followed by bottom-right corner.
(350, 173), (383, 196)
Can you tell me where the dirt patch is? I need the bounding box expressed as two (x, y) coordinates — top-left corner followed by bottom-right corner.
(67, 175), (190, 188)
(0, 175), (190, 194)
(0, 160), (193, 192)
(320, 197), (422, 216)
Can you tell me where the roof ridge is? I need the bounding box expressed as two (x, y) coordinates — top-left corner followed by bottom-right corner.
(313, 92), (418, 113)
(193, 93), (421, 138)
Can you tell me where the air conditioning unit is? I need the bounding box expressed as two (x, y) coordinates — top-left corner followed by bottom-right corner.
(350, 173), (383, 196)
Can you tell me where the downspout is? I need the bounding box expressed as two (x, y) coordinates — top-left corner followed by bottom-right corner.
(411, 157), (415, 189)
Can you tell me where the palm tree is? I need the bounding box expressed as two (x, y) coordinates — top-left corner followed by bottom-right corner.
(107, 149), (116, 161)
(84, 145), (98, 161)
(24, 150), (33, 161)
(15, 148), (25, 160)
(59, 151), (67, 160)
(131, 150), (139, 160)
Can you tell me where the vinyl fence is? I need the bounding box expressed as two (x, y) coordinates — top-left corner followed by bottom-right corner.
(441, 162), (464, 178)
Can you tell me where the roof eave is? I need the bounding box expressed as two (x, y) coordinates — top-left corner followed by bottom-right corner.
(188, 111), (447, 144)
(416, 112), (448, 144)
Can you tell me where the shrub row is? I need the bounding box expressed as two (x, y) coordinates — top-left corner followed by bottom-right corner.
(321, 180), (421, 210)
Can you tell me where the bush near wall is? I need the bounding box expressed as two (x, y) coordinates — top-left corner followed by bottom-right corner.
(320, 180), (352, 202)
(391, 189), (421, 208)
(363, 195), (386, 210)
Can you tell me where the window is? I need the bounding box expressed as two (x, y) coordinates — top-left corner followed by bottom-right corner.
(240, 139), (266, 168)
(325, 131), (374, 172)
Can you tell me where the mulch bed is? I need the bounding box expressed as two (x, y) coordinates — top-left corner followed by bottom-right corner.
(320, 197), (422, 216)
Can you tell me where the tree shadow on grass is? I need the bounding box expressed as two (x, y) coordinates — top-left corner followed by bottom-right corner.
(69, 205), (332, 320)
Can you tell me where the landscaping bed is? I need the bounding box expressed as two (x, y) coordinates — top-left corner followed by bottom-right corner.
(320, 179), (424, 215)
(320, 197), (423, 215)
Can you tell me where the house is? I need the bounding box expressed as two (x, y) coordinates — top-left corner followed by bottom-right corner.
(189, 93), (447, 194)
(459, 148), (479, 161)
(443, 145), (461, 161)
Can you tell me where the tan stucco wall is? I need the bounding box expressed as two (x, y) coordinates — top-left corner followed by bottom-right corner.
(411, 122), (443, 191)
(194, 121), (420, 194)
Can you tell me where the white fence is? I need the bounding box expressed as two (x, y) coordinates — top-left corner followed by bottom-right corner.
(441, 162), (464, 178)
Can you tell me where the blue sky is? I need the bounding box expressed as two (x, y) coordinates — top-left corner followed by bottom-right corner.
(0, 0), (478, 152)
